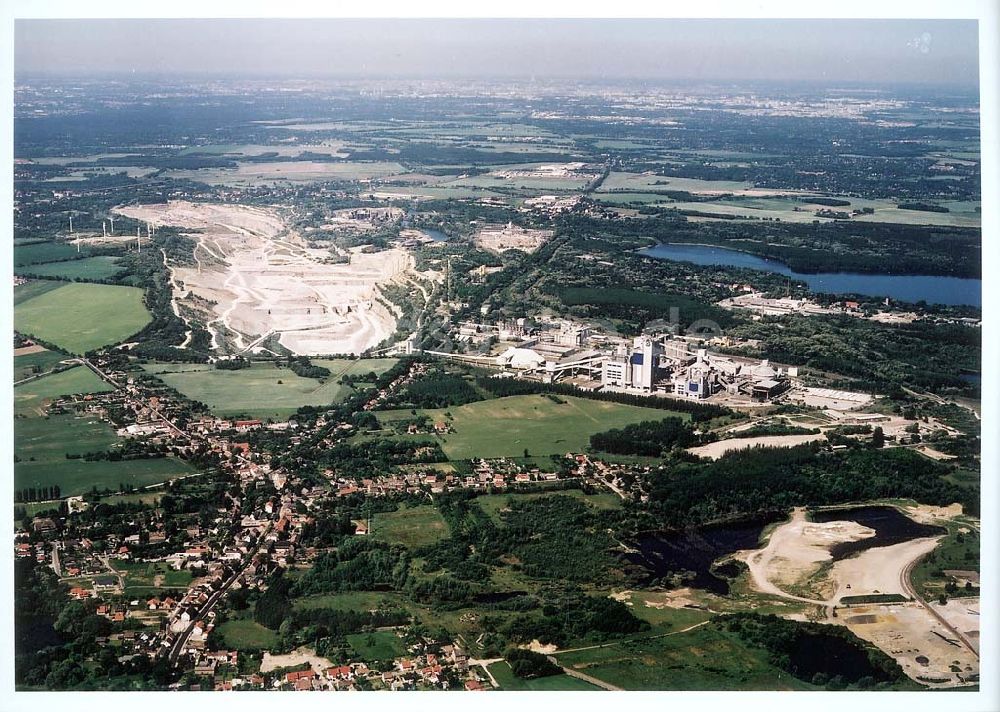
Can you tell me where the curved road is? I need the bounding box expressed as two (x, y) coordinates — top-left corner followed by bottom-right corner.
(899, 551), (979, 659)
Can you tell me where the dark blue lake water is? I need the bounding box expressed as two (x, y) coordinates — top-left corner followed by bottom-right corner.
(810, 506), (944, 560)
(638, 243), (981, 307)
(623, 515), (780, 595)
(422, 228), (450, 242)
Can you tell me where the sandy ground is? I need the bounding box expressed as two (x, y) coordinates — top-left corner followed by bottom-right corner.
(612, 587), (722, 613)
(525, 639), (558, 654)
(474, 224), (553, 254)
(842, 602), (979, 687)
(916, 446), (957, 461)
(260, 646), (335, 674)
(829, 536), (941, 602)
(740, 508), (944, 605)
(13, 343), (47, 356)
(900, 503), (966, 525)
(934, 597), (980, 652)
(687, 433), (825, 460)
(739, 507), (977, 687)
(115, 201), (418, 355)
(739, 508), (871, 603)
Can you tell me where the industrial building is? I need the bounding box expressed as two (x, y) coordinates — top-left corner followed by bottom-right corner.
(602, 335), (793, 402)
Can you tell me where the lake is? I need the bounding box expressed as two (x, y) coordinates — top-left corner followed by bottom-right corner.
(623, 514), (780, 595)
(422, 228), (450, 242)
(638, 243), (981, 307)
(810, 506), (944, 560)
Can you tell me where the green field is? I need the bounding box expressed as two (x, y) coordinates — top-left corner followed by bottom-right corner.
(475, 490), (622, 524)
(598, 172), (753, 194)
(141, 358), (398, 420)
(216, 619), (279, 651)
(910, 524), (980, 599)
(14, 365), (111, 416)
(164, 160), (406, 186)
(177, 143), (349, 158)
(112, 560), (194, 592)
(18, 256), (124, 280)
(15, 366), (195, 496)
(14, 280), (66, 306)
(386, 394), (688, 460)
(14, 242), (84, 266)
(616, 592), (716, 629)
(346, 631), (407, 661)
(16, 430), (195, 497)
(487, 661), (601, 691)
(15, 282), (152, 354)
(370, 505), (450, 549)
(293, 591), (411, 612)
(553, 625), (817, 691)
(14, 347), (71, 382)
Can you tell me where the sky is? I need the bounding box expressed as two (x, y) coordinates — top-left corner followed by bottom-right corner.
(14, 18), (980, 85)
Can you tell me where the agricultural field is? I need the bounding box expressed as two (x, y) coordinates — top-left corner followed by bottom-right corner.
(474, 490), (622, 524)
(17, 255), (124, 280)
(13, 241), (84, 266)
(598, 172), (754, 195)
(164, 160), (406, 186)
(13, 279), (65, 306)
(346, 631), (408, 661)
(112, 560), (194, 593)
(140, 358), (397, 420)
(215, 618), (279, 651)
(14, 282), (152, 354)
(370, 504), (450, 549)
(177, 142), (350, 158)
(15, 425), (195, 497)
(15, 365), (195, 497)
(292, 591), (412, 612)
(14, 365), (110, 416)
(384, 394), (688, 460)
(487, 661), (602, 691)
(14, 346), (71, 382)
(95, 490), (166, 508)
(553, 625), (818, 691)
(373, 185), (515, 201)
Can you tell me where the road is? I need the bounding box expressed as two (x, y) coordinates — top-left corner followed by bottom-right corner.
(899, 550), (979, 659)
(50, 543), (62, 577)
(166, 533), (268, 666)
(468, 657), (502, 688)
(74, 353), (265, 668)
(77, 358), (190, 440)
(552, 620), (711, 656)
(547, 655), (620, 690)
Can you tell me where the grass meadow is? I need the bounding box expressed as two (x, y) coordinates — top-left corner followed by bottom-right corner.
(370, 504), (450, 549)
(140, 358), (398, 420)
(15, 282), (151, 354)
(386, 394), (686, 460)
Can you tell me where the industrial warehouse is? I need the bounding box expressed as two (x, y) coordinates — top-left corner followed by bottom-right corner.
(438, 318), (805, 407)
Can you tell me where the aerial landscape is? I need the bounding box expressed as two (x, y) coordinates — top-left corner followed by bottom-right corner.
(7, 14), (990, 704)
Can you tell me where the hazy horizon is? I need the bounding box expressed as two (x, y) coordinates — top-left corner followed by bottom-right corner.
(15, 18), (980, 86)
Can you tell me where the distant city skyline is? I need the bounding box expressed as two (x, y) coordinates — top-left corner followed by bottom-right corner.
(15, 18), (979, 86)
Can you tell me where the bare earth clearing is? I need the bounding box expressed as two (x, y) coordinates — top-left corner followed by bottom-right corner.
(687, 433), (826, 460)
(115, 201), (420, 355)
(737, 507), (977, 687)
(260, 646), (335, 674)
